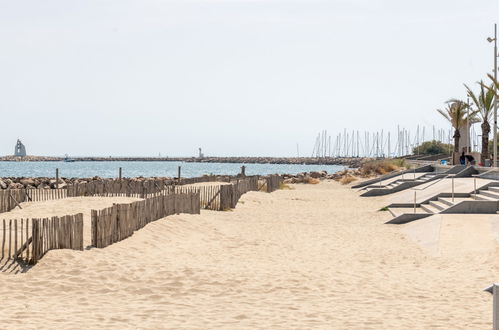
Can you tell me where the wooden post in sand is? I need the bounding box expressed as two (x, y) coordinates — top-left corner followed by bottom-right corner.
(56, 168), (59, 189)
(241, 165), (246, 177)
(119, 167), (122, 180)
(178, 166), (181, 183)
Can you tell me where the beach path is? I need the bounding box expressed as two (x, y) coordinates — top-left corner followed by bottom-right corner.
(0, 181), (495, 329)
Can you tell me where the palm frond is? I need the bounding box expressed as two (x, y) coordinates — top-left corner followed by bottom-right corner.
(437, 108), (451, 122)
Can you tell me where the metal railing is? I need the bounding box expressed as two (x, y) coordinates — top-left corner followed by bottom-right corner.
(410, 174), (451, 213)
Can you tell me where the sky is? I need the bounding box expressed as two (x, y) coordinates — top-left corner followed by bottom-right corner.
(1, 0), (498, 157)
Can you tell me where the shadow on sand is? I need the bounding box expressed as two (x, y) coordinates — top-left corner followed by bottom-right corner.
(0, 257), (33, 274)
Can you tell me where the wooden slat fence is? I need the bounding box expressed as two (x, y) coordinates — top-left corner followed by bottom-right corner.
(25, 189), (68, 202)
(174, 185), (222, 210)
(223, 176), (260, 209)
(1, 213), (83, 265)
(0, 189), (67, 214)
(0, 190), (25, 213)
(178, 175), (231, 185)
(31, 214), (84, 264)
(66, 176), (237, 198)
(67, 179), (170, 198)
(266, 175), (283, 193)
(174, 176), (259, 211)
(91, 193), (200, 248)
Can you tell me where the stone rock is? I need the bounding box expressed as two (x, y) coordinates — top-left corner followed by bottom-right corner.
(0, 179), (7, 189)
(20, 178), (35, 187)
(9, 183), (23, 189)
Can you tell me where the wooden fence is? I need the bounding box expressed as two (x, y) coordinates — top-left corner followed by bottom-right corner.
(0, 189), (68, 214)
(174, 184), (223, 210)
(91, 193), (200, 248)
(66, 176), (243, 198)
(1, 213), (83, 265)
(266, 175), (283, 193)
(174, 176), (259, 211)
(178, 175), (231, 185)
(1, 174), (277, 214)
(67, 179), (170, 198)
(0, 190), (25, 213)
(26, 189), (68, 202)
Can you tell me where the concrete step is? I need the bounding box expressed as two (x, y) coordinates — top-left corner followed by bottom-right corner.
(475, 194), (497, 201)
(388, 207), (428, 218)
(489, 186), (499, 193)
(479, 190), (499, 200)
(429, 200), (448, 211)
(439, 197), (470, 206)
(420, 203), (440, 214)
(438, 197), (454, 206)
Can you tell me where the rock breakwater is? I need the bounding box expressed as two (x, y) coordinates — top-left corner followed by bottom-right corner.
(0, 155), (368, 167)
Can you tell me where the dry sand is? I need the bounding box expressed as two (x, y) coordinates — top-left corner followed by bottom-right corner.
(0, 181), (497, 329)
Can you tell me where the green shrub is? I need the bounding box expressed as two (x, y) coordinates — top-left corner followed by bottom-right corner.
(412, 140), (452, 155)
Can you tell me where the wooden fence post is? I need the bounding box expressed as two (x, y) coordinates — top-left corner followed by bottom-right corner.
(119, 167), (122, 180)
(56, 168), (59, 189)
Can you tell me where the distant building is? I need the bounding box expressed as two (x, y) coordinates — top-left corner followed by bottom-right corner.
(198, 147), (204, 159)
(14, 139), (26, 157)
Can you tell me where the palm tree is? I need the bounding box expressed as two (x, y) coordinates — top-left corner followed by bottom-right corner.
(465, 82), (496, 162)
(437, 100), (479, 153)
(482, 73), (499, 92)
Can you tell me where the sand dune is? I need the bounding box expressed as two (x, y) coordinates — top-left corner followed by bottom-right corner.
(0, 181), (496, 329)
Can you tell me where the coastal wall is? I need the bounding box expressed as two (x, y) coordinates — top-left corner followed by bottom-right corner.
(0, 155), (366, 167)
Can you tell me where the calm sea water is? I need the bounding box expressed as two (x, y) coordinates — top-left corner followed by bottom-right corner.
(0, 161), (346, 178)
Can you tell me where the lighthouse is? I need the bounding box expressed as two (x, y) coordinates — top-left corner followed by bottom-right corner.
(14, 139), (27, 157)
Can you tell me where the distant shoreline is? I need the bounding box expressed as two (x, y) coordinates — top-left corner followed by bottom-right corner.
(0, 156), (366, 167)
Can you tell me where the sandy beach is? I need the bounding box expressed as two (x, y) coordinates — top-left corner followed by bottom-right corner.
(0, 181), (496, 329)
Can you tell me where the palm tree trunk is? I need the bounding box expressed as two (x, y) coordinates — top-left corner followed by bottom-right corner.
(453, 129), (460, 153)
(481, 120), (490, 163)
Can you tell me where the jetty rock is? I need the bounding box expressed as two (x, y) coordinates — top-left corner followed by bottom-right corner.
(0, 155), (369, 167)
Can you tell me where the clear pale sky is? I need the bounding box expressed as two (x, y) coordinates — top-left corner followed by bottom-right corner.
(1, 0), (498, 157)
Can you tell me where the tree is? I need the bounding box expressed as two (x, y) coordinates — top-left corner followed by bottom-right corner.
(413, 140), (452, 155)
(437, 100), (479, 153)
(481, 73), (499, 93)
(489, 132), (499, 155)
(465, 81), (496, 162)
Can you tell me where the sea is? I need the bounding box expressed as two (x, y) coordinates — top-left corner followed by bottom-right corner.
(0, 161), (346, 178)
